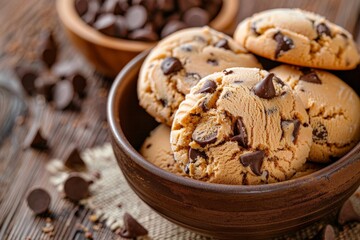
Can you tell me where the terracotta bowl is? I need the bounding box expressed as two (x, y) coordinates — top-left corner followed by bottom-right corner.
(107, 52), (360, 239)
(56, 0), (239, 77)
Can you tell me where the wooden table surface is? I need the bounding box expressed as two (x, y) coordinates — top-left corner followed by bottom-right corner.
(0, 0), (359, 239)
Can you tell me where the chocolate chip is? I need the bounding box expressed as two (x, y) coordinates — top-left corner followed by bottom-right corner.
(312, 225), (336, 240)
(251, 22), (260, 36)
(189, 148), (207, 163)
(114, 16), (128, 38)
(75, 0), (89, 16)
(53, 80), (74, 110)
(64, 174), (89, 202)
(340, 32), (348, 39)
(39, 31), (58, 69)
(14, 66), (38, 95)
(197, 80), (217, 94)
(184, 164), (190, 174)
(180, 44), (193, 52)
(338, 199), (360, 225)
(316, 23), (331, 38)
(223, 69), (233, 75)
(183, 7), (209, 27)
(101, 0), (125, 15)
(207, 59), (218, 66)
(159, 98), (168, 107)
(161, 20), (187, 38)
(64, 147), (87, 171)
(125, 5), (147, 31)
(312, 123), (328, 143)
(119, 213), (148, 238)
(93, 14), (117, 36)
(214, 38), (230, 50)
(281, 119), (301, 143)
(273, 32), (294, 59)
(70, 73), (87, 98)
(299, 68), (322, 84)
(185, 72), (201, 83)
(161, 57), (183, 75)
(240, 151), (265, 176)
(192, 128), (217, 147)
(82, 0), (100, 24)
(157, 0), (174, 12)
(253, 73), (276, 99)
(178, 0), (201, 12)
(24, 127), (48, 150)
(128, 28), (159, 41)
(230, 117), (247, 147)
(26, 188), (51, 214)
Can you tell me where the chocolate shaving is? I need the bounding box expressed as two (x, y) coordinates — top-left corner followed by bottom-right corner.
(240, 151), (265, 176)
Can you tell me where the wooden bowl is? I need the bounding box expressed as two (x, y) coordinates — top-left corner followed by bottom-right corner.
(56, 0), (239, 77)
(107, 52), (360, 239)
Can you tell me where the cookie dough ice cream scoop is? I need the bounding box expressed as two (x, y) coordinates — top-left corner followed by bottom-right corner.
(170, 67), (312, 185)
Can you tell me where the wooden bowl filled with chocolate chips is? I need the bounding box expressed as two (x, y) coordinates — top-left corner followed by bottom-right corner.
(56, 0), (239, 77)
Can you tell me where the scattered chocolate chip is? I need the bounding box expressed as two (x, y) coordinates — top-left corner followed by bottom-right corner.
(160, 20), (187, 38)
(14, 66), (38, 95)
(207, 59), (218, 66)
(273, 32), (294, 59)
(161, 57), (183, 75)
(75, 0), (89, 16)
(125, 5), (147, 31)
(53, 80), (74, 110)
(230, 117), (247, 147)
(312, 123), (328, 143)
(128, 28), (159, 41)
(69, 73), (87, 98)
(64, 174), (90, 202)
(35, 77), (56, 101)
(214, 38), (230, 50)
(240, 151), (265, 176)
(281, 119), (301, 143)
(64, 147), (87, 171)
(185, 72), (201, 83)
(24, 126), (48, 150)
(223, 69), (233, 75)
(312, 225), (335, 240)
(197, 80), (217, 94)
(183, 7), (209, 27)
(192, 127), (217, 147)
(39, 31), (58, 69)
(338, 199), (360, 225)
(299, 68), (322, 84)
(26, 188), (51, 214)
(316, 23), (331, 38)
(253, 73), (276, 99)
(189, 148), (207, 163)
(119, 213), (148, 238)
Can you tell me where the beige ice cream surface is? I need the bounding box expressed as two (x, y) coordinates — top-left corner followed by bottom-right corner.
(171, 67), (312, 185)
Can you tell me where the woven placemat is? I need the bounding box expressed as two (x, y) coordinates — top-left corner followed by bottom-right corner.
(46, 143), (360, 239)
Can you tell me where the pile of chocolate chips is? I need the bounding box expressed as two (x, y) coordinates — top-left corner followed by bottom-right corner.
(75, 0), (223, 41)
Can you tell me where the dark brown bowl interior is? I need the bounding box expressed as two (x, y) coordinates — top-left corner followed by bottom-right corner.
(108, 51), (360, 239)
